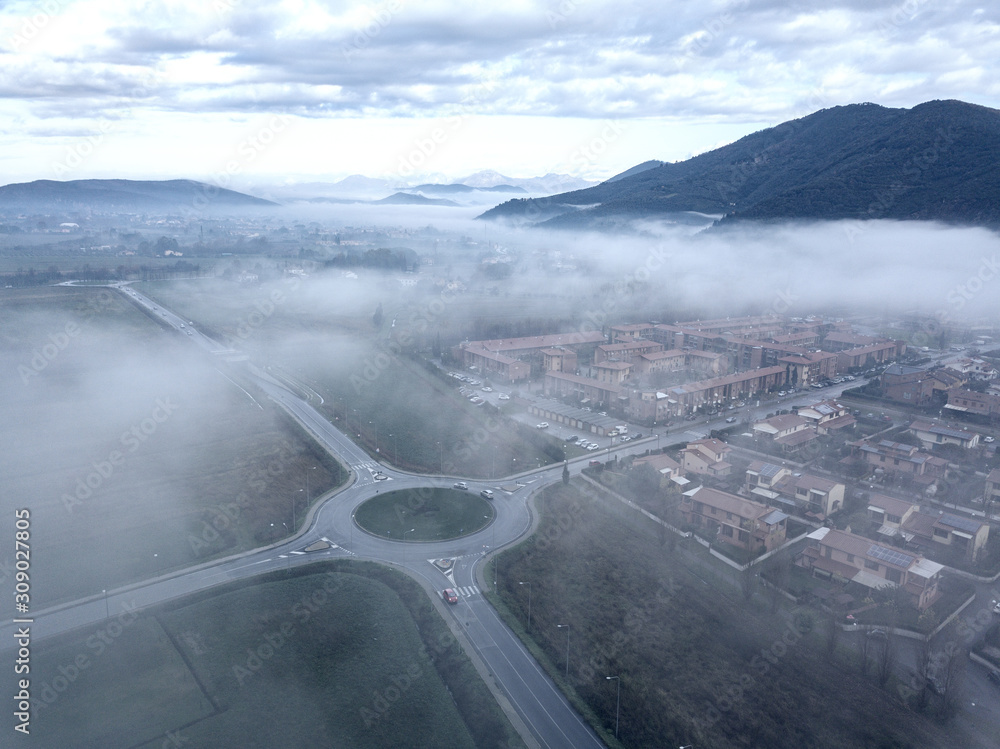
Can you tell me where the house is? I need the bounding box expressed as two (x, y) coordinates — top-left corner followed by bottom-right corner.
(680, 438), (734, 477)
(594, 340), (663, 363)
(985, 469), (1000, 508)
(592, 360), (633, 385)
(772, 473), (845, 519)
(849, 438), (949, 482)
(866, 493), (920, 541)
(945, 357), (998, 380)
(945, 387), (1000, 418)
(634, 349), (688, 376)
(880, 364), (937, 406)
(795, 400), (856, 435)
(752, 414), (820, 453)
(665, 366), (787, 416)
(543, 371), (622, 407)
(681, 486), (787, 554)
(778, 350), (838, 387)
(541, 347), (577, 373)
(908, 420), (979, 450)
(632, 453), (688, 489)
(835, 340), (905, 372)
(797, 527), (943, 611)
(903, 510), (990, 562)
(625, 389), (674, 424)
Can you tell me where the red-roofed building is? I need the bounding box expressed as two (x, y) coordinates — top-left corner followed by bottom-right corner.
(681, 486), (788, 554)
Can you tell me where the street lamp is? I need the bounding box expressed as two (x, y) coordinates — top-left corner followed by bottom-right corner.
(436, 441), (443, 473)
(102, 589), (109, 620)
(403, 527), (415, 541)
(606, 675), (620, 738)
(519, 581), (531, 629)
(369, 420), (379, 453)
(557, 624), (571, 679)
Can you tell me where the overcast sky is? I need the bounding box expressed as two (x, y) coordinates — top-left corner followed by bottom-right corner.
(1, 0), (997, 186)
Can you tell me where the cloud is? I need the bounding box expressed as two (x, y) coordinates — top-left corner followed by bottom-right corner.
(0, 0), (997, 180)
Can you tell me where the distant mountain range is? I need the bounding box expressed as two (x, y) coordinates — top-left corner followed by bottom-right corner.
(479, 100), (1000, 229)
(0, 179), (276, 212)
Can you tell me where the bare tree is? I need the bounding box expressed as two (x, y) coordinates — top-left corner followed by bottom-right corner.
(825, 612), (841, 658)
(938, 645), (967, 719)
(875, 631), (897, 687)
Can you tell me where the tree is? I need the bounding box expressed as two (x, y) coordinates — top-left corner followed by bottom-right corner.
(562, 462), (570, 485)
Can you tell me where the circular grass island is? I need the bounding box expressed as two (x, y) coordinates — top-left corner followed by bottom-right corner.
(354, 488), (495, 542)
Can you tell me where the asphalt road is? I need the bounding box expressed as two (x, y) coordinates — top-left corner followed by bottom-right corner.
(2, 283), (607, 749)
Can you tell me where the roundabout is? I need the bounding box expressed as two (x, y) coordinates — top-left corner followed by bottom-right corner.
(354, 487), (496, 542)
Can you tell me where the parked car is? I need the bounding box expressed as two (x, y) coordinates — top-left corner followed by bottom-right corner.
(498, 393), (510, 400)
(725, 417), (737, 423)
(588, 460), (602, 466)
(587, 445), (599, 451)
(443, 588), (458, 604)
(481, 387), (492, 392)
(985, 436), (996, 444)
(535, 422), (549, 429)
(566, 435), (579, 442)
(453, 482), (468, 490)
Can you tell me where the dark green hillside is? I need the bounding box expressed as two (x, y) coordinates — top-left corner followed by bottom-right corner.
(478, 100), (1000, 229)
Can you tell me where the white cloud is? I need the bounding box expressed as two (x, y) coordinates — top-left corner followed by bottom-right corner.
(0, 0), (996, 182)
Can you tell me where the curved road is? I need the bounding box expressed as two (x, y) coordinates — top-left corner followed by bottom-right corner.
(2, 283), (606, 749)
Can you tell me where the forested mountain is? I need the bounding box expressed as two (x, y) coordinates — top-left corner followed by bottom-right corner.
(478, 100), (1000, 229)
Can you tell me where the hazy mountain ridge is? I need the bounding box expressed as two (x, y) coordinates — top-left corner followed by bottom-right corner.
(478, 100), (1000, 229)
(0, 179), (277, 212)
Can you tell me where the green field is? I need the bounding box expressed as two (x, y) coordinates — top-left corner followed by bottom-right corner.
(490, 480), (957, 749)
(355, 488), (495, 541)
(22, 564), (525, 749)
(0, 285), (346, 607)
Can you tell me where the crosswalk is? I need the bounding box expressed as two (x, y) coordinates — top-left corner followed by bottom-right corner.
(355, 461), (392, 482)
(453, 585), (480, 598)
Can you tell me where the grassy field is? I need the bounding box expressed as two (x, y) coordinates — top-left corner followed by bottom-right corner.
(0, 285), (346, 607)
(355, 488), (495, 541)
(489, 480), (957, 749)
(14, 564), (525, 749)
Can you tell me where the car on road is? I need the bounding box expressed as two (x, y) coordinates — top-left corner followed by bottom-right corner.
(498, 393), (510, 400)
(725, 417), (737, 423)
(453, 482), (468, 490)
(589, 459), (602, 466)
(481, 387), (492, 392)
(480, 489), (494, 500)
(535, 422), (549, 429)
(443, 588), (458, 604)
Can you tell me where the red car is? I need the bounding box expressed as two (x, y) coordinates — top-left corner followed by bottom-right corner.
(443, 588), (458, 604)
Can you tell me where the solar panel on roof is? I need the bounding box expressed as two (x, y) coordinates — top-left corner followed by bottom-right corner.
(760, 464), (783, 478)
(939, 513), (980, 533)
(867, 544), (914, 568)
